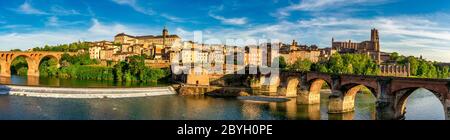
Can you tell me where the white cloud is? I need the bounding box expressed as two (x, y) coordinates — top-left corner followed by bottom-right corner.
(46, 16), (59, 26)
(208, 4), (248, 25)
(161, 14), (184, 22)
(177, 14), (450, 62)
(16, 1), (47, 15)
(0, 19), (158, 51)
(275, 0), (389, 18)
(209, 13), (248, 25)
(50, 5), (81, 16)
(111, 0), (155, 15)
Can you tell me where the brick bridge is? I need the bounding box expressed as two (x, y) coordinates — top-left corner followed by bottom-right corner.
(0, 51), (76, 77)
(252, 71), (450, 120)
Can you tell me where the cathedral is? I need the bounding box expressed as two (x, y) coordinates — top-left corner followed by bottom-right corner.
(332, 28), (382, 63)
(114, 26), (181, 60)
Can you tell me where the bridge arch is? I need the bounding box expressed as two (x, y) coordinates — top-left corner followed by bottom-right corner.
(285, 76), (300, 97)
(9, 54), (35, 76)
(0, 52), (66, 77)
(297, 78), (332, 104)
(329, 83), (377, 114)
(394, 87), (446, 120)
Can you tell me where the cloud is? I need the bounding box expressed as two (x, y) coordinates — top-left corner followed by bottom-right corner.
(209, 13), (248, 25)
(50, 5), (81, 16)
(275, 0), (389, 18)
(0, 19), (159, 51)
(111, 0), (184, 22)
(46, 16), (59, 26)
(161, 14), (185, 22)
(111, 0), (155, 15)
(16, 1), (47, 15)
(207, 4), (248, 25)
(177, 14), (450, 62)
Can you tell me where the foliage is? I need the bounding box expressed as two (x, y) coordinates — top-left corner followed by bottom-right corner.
(286, 53), (380, 75)
(393, 52), (449, 79)
(61, 53), (99, 65)
(278, 56), (287, 69)
(288, 59), (312, 72)
(10, 57), (28, 76)
(39, 57), (59, 77)
(36, 54), (170, 83)
(32, 41), (90, 52)
(112, 55), (170, 82)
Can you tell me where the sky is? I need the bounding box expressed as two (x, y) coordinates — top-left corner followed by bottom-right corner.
(0, 0), (450, 62)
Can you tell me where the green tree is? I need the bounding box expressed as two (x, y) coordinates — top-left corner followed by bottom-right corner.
(278, 56), (287, 69)
(289, 59), (312, 72)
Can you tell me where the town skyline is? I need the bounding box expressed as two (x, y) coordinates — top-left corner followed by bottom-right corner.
(0, 0), (449, 62)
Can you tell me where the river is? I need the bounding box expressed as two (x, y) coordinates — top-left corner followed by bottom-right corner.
(0, 76), (445, 120)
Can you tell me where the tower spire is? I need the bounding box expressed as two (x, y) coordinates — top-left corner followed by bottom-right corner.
(162, 25), (169, 37)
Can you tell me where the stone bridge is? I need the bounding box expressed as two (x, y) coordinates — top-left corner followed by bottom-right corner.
(253, 71), (450, 120)
(0, 51), (76, 77)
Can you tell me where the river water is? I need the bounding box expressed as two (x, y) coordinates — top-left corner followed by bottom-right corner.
(0, 76), (445, 120)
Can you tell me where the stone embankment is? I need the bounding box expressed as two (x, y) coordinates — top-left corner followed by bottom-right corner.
(0, 85), (176, 98)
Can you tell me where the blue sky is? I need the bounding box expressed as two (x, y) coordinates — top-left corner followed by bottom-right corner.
(0, 0), (450, 62)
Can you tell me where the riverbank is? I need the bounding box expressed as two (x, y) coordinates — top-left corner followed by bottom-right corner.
(0, 85), (176, 98)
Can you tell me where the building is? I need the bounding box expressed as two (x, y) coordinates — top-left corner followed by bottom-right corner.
(112, 52), (138, 62)
(99, 49), (115, 61)
(279, 40), (334, 64)
(114, 26), (181, 60)
(332, 28), (383, 63)
(89, 46), (102, 59)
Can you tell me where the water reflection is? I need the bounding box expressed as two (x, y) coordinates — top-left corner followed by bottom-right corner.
(0, 88), (444, 120)
(404, 88), (445, 120)
(0, 75), (167, 88)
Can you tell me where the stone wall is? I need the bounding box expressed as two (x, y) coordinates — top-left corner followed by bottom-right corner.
(379, 63), (410, 77)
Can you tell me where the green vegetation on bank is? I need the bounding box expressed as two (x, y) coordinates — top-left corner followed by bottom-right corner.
(286, 53), (380, 75)
(390, 52), (449, 78)
(283, 53), (450, 79)
(9, 52), (170, 84)
(32, 41), (90, 52)
(40, 54), (170, 83)
(11, 57), (28, 76)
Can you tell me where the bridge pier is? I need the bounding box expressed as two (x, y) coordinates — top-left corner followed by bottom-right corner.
(0, 62), (11, 77)
(27, 60), (40, 77)
(375, 79), (402, 120)
(328, 90), (355, 113)
(297, 104), (321, 120)
(297, 90), (320, 104)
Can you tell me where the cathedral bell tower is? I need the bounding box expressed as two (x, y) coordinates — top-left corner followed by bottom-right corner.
(371, 28), (381, 64)
(162, 26), (170, 60)
(162, 26), (169, 37)
(371, 28), (380, 51)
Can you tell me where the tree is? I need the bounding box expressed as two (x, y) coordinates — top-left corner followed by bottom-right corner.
(328, 53), (345, 74)
(289, 59), (312, 72)
(390, 52), (400, 62)
(278, 56), (287, 69)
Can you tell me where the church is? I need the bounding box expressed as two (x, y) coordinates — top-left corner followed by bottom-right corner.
(331, 28), (387, 64)
(114, 26), (181, 60)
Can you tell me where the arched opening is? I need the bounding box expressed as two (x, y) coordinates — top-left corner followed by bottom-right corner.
(396, 88), (445, 120)
(297, 78), (330, 115)
(310, 79), (331, 104)
(9, 55), (31, 84)
(294, 78), (331, 119)
(10, 56), (29, 76)
(39, 55), (60, 77)
(343, 84), (377, 120)
(328, 84), (377, 120)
